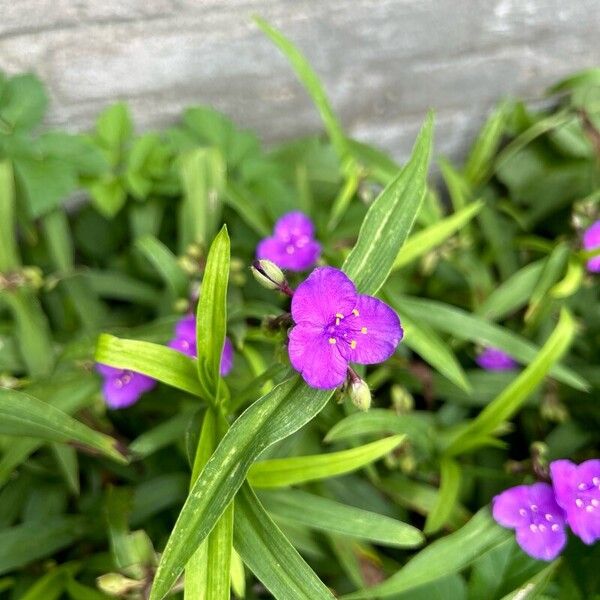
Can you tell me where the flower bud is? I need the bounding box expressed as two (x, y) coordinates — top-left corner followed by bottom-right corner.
(251, 259), (286, 290)
(391, 385), (413, 414)
(97, 573), (143, 595)
(349, 378), (371, 411)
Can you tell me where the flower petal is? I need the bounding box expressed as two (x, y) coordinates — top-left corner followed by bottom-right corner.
(476, 347), (517, 371)
(291, 267), (357, 326)
(339, 295), (402, 364)
(103, 373), (155, 409)
(492, 485), (531, 529)
(169, 336), (196, 358)
(174, 314), (196, 340)
(515, 522), (566, 561)
(95, 363), (120, 378)
(550, 459), (577, 510)
(256, 236), (288, 266)
(274, 211), (315, 239)
(288, 323), (348, 389)
(220, 337), (234, 376)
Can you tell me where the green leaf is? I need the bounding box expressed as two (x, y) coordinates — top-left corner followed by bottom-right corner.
(66, 579), (112, 600)
(135, 235), (188, 296)
(400, 312), (471, 393)
(95, 334), (203, 397)
(224, 182), (271, 237)
(446, 308), (577, 455)
(0, 517), (86, 575)
(499, 560), (560, 600)
(255, 18), (348, 161)
(88, 178), (127, 218)
(248, 434), (404, 488)
(392, 201), (484, 270)
(478, 260), (545, 321)
(394, 295), (587, 391)
(129, 412), (192, 459)
(13, 155), (78, 217)
(261, 489), (424, 547)
(20, 564), (77, 600)
(324, 409), (433, 454)
(463, 101), (509, 187)
(0, 374), (97, 487)
(0, 160), (19, 271)
(1, 289), (54, 376)
(342, 112), (434, 294)
(234, 484), (335, 600)
(85, 270), (159, 306)
(195, 226), (230, 402)
(50, 443), (80, 495)
(96, 102), (133, 152)
(343, 509), (511, 599)
(424, 457), (462, 534)
(0, 73), (47, 131)
(0, 388), (128, 463)
(179, 147), (225, 250)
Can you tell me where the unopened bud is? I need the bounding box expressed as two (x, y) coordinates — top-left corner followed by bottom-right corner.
(349, 379), (371, 411)
(251, 259), (286, 291)
(97, 573), (144, 595)
(22, 267), (44, 289)
(173, 298), (190, 313)
(391, 385), (413, 414)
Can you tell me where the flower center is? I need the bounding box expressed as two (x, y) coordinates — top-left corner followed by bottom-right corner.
(574, 478), (600, 512)
(519, 504), (561, 532)
(114, 370), (134, 388)
(325, 309), (368, 349)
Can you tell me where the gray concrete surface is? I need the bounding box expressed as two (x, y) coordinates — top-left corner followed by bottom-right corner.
(0, 1), (598, 161)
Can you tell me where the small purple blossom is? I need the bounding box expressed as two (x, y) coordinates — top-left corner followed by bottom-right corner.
(476, 347), (517, 371)
(550, 459), (600, 545)
(492, 483), (567, 561)
(96, 364), (156, 410)
(256, 211), (321, 271)
(583, 220), (600, 273)
(169, 314), (234, 376)
(288, 267), (402, 389)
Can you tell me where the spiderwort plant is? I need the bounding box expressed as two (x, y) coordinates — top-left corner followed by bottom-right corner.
(256, 211), (321, 271)
(287, 266), (403, 389)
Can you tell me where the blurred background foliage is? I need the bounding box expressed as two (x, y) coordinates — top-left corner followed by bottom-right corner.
(0, 22), (598, 600)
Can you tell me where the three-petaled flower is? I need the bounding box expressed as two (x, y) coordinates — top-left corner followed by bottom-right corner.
(492, 482), (567, 561)
(476, 347), (517, 371)
(169, 314), (234, 376)
(257, 211), (321, 271)
(96, 364), (156, 410)
(583, 220), (600, 273)
(288, 267), (402, 389)
(550, 459), (600, 545)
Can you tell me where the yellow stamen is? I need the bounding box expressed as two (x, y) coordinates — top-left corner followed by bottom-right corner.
(361, 326), (368, 334)
(350, 340), (357, 349)
(352, 309), (360, 317)
(335, 313), (344, 319)
(328, 337), (337, 345)
(335, 317), (340, 325)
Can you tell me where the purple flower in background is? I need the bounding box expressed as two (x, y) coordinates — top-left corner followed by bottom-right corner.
(288, 267), (402, 389)
(476, 347), (517, 371)
(492, 483), (567, 561)
(550, 459), (600, 545)
(583, 220), (600, 273)
(96, 364), (156, 410)
(257, 211), (321, 271)
(169, 314), (234, 376)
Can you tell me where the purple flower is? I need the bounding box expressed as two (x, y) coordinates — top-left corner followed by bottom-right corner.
(256, 211), (321, 271)
(96, 364), (156, 410)
(492, 483), (567, 561)
(476, 347), (517, 371)
(169, 314), (234, 376)
(583, 220), (600, 273)
(550, 459), (600, 545)
(288, 267), (402, 389)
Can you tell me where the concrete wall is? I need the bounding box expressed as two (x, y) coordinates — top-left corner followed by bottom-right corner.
(1, 1), (598, 161)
